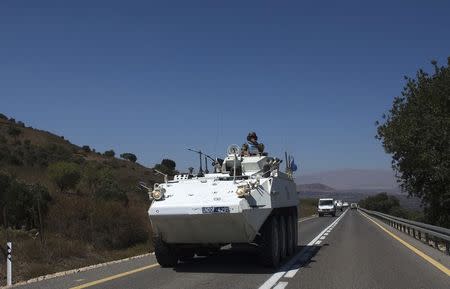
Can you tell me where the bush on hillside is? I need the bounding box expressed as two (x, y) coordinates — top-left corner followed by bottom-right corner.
(7, 125), (22, 139)
(0, 172), (51, 230)
(104, 150), (115, 157)
(120, 153), (137, 163)
(81, 145), (91, 153)
(47, 162), (81, 193)
(154, 158), (177, 176)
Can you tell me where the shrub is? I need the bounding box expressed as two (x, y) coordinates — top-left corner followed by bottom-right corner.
(104, 150), (115, 157)
(0, 173), (51, 230)
(7, 126), (21, 138)
(82, 145), (91, 153)
(47, 162), (81, 193)
(154, 158), (178, 176)
(120, 153), (137, 163)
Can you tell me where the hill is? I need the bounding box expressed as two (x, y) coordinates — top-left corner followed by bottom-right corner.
(296, 169), (400, 193)
(297, 183), (336, 193)
(0, 114), (164, 282)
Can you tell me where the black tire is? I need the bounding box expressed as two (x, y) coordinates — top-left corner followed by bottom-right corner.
(331, 212), (336, 217)
(153, 236), (178, 267)
(293, 208), (298, 253)
(279, 215), (287, 260)
(286, 209), (295, 256)
(259, 215), (280, 267)
(318, 213), (323, 217)
(178, 250), (195, 262)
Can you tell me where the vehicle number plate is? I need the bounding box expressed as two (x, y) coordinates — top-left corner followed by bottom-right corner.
(202, 206), (230, 214)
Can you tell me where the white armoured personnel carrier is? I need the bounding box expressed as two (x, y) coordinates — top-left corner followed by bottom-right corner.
(144, 145), (298, 267)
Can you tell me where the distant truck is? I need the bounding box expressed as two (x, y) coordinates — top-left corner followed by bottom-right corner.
(350, 203), (358, 210)
(318, 198), (336, 217)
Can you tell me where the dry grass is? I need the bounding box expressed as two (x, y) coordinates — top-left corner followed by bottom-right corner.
(0, 229), (152, 283)
(298, 198), (319, 218)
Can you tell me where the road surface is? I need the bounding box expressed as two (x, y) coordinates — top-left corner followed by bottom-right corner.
(9, 210), (450, 289)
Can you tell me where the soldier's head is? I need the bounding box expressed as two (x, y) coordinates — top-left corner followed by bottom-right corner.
(247, 131), (258, 144)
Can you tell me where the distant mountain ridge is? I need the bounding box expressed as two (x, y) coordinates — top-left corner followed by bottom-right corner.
(297, 183), (336, 193)
(296, 168), (400, 193)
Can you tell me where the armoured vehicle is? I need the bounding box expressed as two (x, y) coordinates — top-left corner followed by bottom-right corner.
(143, 145), (298, 267)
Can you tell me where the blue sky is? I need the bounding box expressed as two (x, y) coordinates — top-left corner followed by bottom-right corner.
(1, 1), (449, 174)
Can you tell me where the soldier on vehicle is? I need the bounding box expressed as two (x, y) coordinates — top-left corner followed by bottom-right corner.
(244, 131), (265, 156)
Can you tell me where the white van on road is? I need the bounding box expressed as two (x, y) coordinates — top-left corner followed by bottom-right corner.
(318, 198), (336, 217)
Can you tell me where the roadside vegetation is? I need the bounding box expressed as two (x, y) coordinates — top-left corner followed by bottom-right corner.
(359, 193), (424, 222)
(0, 115), (174, 283)
(298, 198), (318, 218)
(376, 57), (450, 228)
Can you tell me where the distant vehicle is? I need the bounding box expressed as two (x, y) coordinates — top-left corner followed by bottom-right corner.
(334, 200), (343, 211)
(342, 202), (349, 208)
(318, 198), (336, 217)
(350, 203), (358, 210)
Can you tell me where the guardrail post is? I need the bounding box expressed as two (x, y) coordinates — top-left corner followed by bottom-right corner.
(418, 231), (422, 241)
(425, 233), (429, 245)
(412, 228), (415, 238)
(446, 242), (450, 255)
(7, 242), (12, 286)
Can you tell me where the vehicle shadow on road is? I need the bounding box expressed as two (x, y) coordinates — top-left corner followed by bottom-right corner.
(173, 245), (323, 274)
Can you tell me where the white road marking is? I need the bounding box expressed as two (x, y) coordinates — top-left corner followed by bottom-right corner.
(315, 240), (322, 245)
(298, 215), (317, 223)
(258, 210), (348, 289)
(273, 281), (289, 289)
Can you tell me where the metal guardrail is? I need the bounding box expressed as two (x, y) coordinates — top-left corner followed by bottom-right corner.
(359, 208), (450, 255)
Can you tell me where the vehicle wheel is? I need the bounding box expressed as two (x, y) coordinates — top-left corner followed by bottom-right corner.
(279, 215), (287, 260)
(286, 210), (295, 256)
(258, 215), (280, 267)
(332, 212), (336, 217)
(178, 249), (195, 262)
(318, 213), (323, 217)
(153, 236), (178, 267)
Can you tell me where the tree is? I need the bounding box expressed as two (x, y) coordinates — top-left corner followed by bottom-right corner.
(376, 58), (450, 227)
(82, 145), (91, 153)
(104, 150), (115, 157)
(7, 126), (22, 140)
(120, 153), (137, 163)
(0, 172), (51, 229)
(154, 158), (177, 176)
(359, 193), (400, 214)
(47, 162), (81, 193)
(80, 163), (127, 202)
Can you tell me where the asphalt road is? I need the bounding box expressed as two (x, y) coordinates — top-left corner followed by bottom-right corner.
(10, 210), (450, 289)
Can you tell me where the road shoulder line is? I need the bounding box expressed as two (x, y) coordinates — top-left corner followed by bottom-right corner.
(359, 210), (450, 277)
(1, 253), (154, 289)
(69, 263), (159, 289)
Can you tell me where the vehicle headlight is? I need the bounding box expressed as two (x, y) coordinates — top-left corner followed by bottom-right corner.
(151, 188), (165, 200)
(236, 186), (250, 198)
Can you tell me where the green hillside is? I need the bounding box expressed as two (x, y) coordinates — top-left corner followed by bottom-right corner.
(0, 114), (163, 282)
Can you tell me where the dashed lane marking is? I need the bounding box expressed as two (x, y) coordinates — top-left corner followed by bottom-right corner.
(273, 281), (289, 289)
(69, 263), (159, 289)
(258, 210), (348, 289)
(298, 215), (318, 223)
(360, 210), (450, 277)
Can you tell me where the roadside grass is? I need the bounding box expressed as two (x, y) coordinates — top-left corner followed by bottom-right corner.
(0, 229), (152, 284)
(298, 198), (318, 218)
